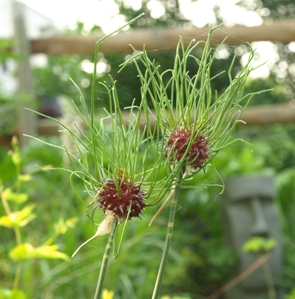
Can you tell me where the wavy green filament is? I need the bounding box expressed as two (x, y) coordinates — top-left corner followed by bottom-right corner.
(90, 13), (144, 181)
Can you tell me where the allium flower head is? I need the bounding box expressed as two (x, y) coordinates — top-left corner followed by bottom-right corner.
(127, 25), (261, 174)
(97, 175), (146, 220)
(164, 127), (210, 170)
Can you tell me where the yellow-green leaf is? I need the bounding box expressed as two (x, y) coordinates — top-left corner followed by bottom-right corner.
(0, 288), (27, 299)
(18, 174), (32, 182)
(0, 215), (14, 228)
(102, 289), (114, 299)
(3, 188), (28, 204)
(32, 244), (70, 260)
(243, 237), (276, 253)
(9, 243), (34, 260)
(0, 205), (35, 228)
(9, 243), (70, 261)
(54, 217), (78, 235)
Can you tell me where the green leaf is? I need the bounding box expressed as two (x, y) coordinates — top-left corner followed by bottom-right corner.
(243, 237), (276, 253)
(102, 289), (114, 299)
(2, 188), (28, 204)
(18, 175), (32, 182)
(0, 205), (35, 228)
(54, 217), (78, 235)
(284, 288), (295, 299)
(0, 288), (27, 299)
(9, 243), (70, 261)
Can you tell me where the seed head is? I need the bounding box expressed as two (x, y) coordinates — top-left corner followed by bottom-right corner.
(97, 176), (146, 220)
(164, 127), (210, 169)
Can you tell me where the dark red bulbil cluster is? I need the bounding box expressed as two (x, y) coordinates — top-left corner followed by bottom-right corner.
(164, 127), (210, 169)
(97, 177), (146, 220)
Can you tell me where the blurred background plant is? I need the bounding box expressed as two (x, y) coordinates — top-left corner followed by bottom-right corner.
(0, 40), (33, 137)
(0, 137), (76, 299)
(1, 0), (295, 298)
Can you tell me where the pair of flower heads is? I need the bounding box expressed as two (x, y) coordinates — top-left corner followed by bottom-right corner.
(71, 121), (212, 257)
(64, 23), (257, 258)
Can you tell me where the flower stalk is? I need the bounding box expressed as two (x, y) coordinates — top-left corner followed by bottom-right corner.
(152, 166), (185, 299)
(94, 218), (118, 299)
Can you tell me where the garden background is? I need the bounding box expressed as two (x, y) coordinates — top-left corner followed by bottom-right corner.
(1, 0), (295, 298)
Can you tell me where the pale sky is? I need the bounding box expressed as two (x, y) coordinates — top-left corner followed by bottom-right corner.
(21, 0), (263, 32)
(23, 0), (125, 33)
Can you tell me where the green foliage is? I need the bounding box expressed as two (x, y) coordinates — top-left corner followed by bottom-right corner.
(247, 0), (295, 100)
(245, 76), (288, 106)
(1, 128), (294, 298)
(285, 288), (295, 299)
(0, 39), (37, 136)
(161, 296), (191, 299)
(0, 39), (22, 63)
(257, 0), (295, 19)
(0, 94), (35, 136)
(0, 137), (75, 298)
(243, 237), (276, 253)
(9, 243), (69, 261)
(276, 167), (295, 291)
(238, 123), (295, 171)
(25, 15), (286, 298)
(0, 288), (27, 299)
(2, 2), (295, 298)
(2, 188), (28, 204)
(33, 54), (93, 101)
(0, 205), (36, 228)
(26, 20), (265, 299)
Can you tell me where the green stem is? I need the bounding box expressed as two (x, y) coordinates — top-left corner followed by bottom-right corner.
(152, 167), (184, 299)
(13, 262), (23, 290)
(1, 194), (22, 245)
(1, 191), (23, 289)
(94, 218), (119, 299)
(262, 261), (276, 299)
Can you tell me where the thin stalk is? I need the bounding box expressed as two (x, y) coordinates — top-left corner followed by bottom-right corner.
(1, 191), (23, 289)
(12, 219), (23, 290)
(262, 261), (276, 299)
(1, 192), (22, 246)
(13, 262), (23, 289)
(94, 218), (119, 299)
(152, 167), (184, 299)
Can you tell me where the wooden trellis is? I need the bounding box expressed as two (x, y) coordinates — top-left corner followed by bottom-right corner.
(30, 20), (295, 55)
(36, 103), (295, 137)
(4, 8), (295, 146)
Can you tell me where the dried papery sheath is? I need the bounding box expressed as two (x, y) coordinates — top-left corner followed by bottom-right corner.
(71, 211), (115, 257)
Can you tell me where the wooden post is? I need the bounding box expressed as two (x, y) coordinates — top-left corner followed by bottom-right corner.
(13, 1), (37, 146)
